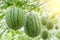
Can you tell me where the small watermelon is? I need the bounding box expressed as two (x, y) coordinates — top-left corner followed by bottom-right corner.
(41, 30), (48, 39)
(46, 20), (54, 30)
(41, 15), (48, 26)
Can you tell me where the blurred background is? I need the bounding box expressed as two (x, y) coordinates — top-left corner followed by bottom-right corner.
(0, 0), (60, 40)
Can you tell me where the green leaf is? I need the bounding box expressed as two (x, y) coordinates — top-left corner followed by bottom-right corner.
(34, 7), (40, 12)
(15, 30), (23, 35)
(0, 34), (2, 38)
(0, 13), (5, 19)
(16, 1), (29, 10)
(37, 0), (40, 2)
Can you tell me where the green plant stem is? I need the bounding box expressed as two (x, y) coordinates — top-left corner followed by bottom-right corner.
(0, 26), (8, 35)
(26, 2), (46, 13)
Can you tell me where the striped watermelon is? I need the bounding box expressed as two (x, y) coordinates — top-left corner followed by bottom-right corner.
(46, 20), (54, 30)
(5, 7), (26, 30)
(41, 30), (48, 39)
(41, 15), (53, 30)
(24, 13), (41, 37)
(41, 15), (48, 26)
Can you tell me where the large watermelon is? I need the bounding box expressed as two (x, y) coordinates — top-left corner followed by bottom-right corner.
(5, 7), (26, 30)
(24, 13), (41, 37)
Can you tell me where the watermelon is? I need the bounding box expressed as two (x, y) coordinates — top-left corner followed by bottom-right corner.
(55, 25), (59, 30)
(24, 13), (41, 37)
(41, 15), (53, 30)
(5, 7), (26, 30)
(41, 15), (48, 26)
(46, 20), (53, 30)
(41, 30), (48, 39)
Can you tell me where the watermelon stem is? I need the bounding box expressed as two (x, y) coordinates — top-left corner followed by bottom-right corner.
(0, 26), (8, 35)
(26, 1), (47, 14)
